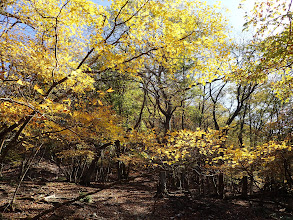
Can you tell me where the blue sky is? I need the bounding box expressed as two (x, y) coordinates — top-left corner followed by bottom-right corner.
(206, 0), (255, 35)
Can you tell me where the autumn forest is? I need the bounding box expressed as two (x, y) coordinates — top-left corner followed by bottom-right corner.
(0, 0), (292, 219)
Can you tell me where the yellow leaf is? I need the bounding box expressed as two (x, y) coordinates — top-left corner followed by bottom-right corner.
(16, 79), (25, 85)
(98, 100), (103, 106)
(34, 85), (45, 95)
(106, 88), (114, 93)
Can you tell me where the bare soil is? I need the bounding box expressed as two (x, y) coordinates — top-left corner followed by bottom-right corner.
(0, 165), (292, 219)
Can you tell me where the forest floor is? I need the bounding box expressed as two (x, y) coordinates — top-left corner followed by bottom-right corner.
(0, 162), (293, 219)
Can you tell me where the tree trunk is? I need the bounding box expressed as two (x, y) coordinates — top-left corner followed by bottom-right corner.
(181, 101), (185, 130)
(155, 171), (168, 198)
(238, 104), (248, 147)
(79, 156), (99, 186)
(249, 174), (254, 195)
(0, 114), (33, 164)
(181, 170), (189, 192)
(115, 140), (129, 180)
(117, 161), (129, 180)
(208, 176), (217, 196)
(164, 114), (172, 135)
(218, 172), (224, 199)
(200, 176), (205, 195)
(241, 176), (248, 199)
(134, 88), (147, 130)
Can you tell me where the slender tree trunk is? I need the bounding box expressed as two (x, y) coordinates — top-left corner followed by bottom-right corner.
(200, 176), (205, 195)
(283, 157), (293, 189)
(164, 114), (172, 135)
(4, 144), (42, 211)
(218, 172), (224, 199)
(209, 176), (217, 196)
(249, 174), (254, 195)
(238, 104), (248, 147)
(181, 101), (185, 130)
(212, 104), (220, 130)
(134, 88), (147, 130)
(199, 86), (205, 128)
(0, 137), (5, 156)
(155, 170), (168, 198)
(0, 112), (34, 164)
(0, 118), (25, 140)
(241, 176), (248, 199)
(115, 140), (128, 180)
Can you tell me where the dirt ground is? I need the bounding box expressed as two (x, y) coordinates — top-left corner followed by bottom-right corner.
(0, 167), (292, 219)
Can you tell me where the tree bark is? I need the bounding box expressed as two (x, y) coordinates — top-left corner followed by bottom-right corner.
(241, 176), (248, 199)
(80, 142), (112, 186)
(134, 88), (147, 130)
(80, 156), (99, 186)
(164, 114), (172, 135)
(218, 172), (224, 199)
(155, 170), (168, 198)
